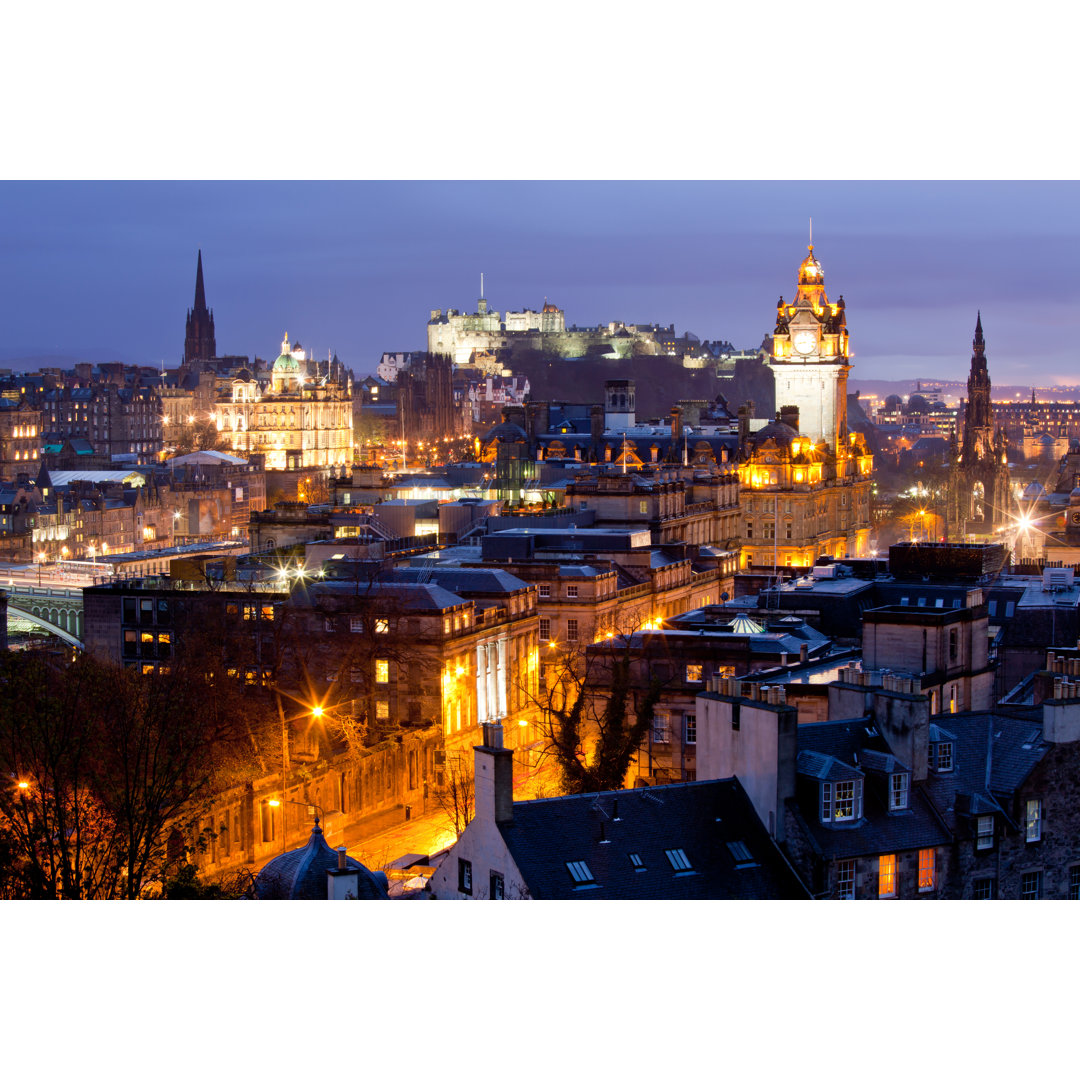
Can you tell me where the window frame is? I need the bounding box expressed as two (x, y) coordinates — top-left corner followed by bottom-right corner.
(683, 713), (697, 745)
(878, 853), (897, 898)
(836, 858), (856, 900)
(917, 848), (936, 892)
(1020, 870), (1043, 900)
(458, 858), (473, 895)
(889, 772), (909, 811)
(1025, 798), (1042, 843)
(976, 814), (994, 850)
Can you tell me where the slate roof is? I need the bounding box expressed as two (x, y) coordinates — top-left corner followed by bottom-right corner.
(393, 566), (530, 596)
(255, 822), (388, 900)
(496, 778), (809, 900)
(920, 708), (1047, 834)
(792, 720), (952, 859)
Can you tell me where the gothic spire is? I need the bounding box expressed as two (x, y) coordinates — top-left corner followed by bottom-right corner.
(194, 249), (207, 313)
(973, 311), (985, 361)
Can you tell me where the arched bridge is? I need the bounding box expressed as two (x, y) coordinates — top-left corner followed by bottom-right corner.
(5, 585), (85, 648)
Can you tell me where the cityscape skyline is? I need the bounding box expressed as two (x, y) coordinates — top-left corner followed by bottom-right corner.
(3, 180), (1077, 388)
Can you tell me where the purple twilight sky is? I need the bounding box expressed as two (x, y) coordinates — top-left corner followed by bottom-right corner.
(2, 180), (1076, 388)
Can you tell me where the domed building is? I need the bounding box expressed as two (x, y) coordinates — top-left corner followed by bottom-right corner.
(212, 332), (353, 493)
(255, 817), (389, 900)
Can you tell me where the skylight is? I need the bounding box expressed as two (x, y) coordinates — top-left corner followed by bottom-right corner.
(726, 840), (757, 868)
(665, 848), (693, 871)
(566, 860), (595, 884)
(628, 853), (645, 870)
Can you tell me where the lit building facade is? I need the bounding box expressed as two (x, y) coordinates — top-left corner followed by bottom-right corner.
(740, 246), (873, 570)
(213, 334), (352, 473)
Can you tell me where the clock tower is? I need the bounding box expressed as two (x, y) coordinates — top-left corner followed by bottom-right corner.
(769, 245), (850, 455)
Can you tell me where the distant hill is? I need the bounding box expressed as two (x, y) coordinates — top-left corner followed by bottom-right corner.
(508, 352), (776, 420)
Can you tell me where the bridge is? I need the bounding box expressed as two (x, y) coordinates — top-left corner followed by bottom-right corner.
(5, 584), (86, 648)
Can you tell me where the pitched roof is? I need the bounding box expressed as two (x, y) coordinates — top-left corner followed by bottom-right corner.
(496, 778), (808, 900)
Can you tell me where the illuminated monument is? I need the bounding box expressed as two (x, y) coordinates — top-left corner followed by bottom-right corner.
(738, 243), (873, 570)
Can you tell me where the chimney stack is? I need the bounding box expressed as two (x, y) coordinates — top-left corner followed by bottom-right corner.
(670, 405), (682, 443)
(475, 722), (514, 824)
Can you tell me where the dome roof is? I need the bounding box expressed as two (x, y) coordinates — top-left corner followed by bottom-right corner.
(797, 245), (823, 285)
(255, 820), (389, 900)
(750, 420), (799, 449)
(1022, 482), (1045, 500)
(273, 332), (302, 374)
(728, 613), (765, 635)
(484, 420), (529, 444)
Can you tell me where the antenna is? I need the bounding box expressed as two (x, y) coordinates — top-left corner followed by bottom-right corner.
(809, 217), (813, 248)
(481, 271), (484, 300)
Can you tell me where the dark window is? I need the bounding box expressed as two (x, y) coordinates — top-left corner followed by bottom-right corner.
(973, 877), (995, 900)
(458, 858), (472, 895)
(489, 871), (504, 899)
(123, 629), (137, 658)
(122, 597), (137, 624)
(1021, 871), (1043, 900)
(1069, 866), (1080, 901)
(139, 598), (154, 625)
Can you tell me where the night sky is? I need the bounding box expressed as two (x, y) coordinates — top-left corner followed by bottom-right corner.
(3, 180), (1075, 387)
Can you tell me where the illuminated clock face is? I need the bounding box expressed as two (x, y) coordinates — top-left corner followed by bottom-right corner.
(1072, 511), (1080, 526)
(793, 330), (816, 355)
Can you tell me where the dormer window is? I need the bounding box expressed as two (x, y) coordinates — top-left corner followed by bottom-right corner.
(821, 779), (863, 823)
(890, 772), (910, 811)
(931, 741), (953, 772)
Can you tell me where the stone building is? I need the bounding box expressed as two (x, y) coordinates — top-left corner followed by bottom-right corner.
(0, 400), (41, 479)
(946, 314), (1011, 538)
(740, 245), (873, 571)
(212, 333), (352, 497)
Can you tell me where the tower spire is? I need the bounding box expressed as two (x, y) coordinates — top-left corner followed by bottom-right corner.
(194, 249), (207, 311)
(973, 310), (985, 359)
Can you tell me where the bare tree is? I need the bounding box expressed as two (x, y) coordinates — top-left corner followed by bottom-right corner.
(526, 630), (667, 796)
(431, 752), (474, 838)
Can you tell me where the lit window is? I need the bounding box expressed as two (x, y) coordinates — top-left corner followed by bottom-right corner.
(976, 815), (994, 850)
(686, 663), (703, 683)
(823, 779), (862, 822)
(639, 500), (648, 514)
(1020, 870), (1042, 900)
(918, 848), (936, 892)
(973, 877), (995, 900)
(566, 860), (594, 884)
(375, 659), (389, 684)
(890, 772), (909, 810)
(665, 848), (693, 872)
(836, 859), (856, 900)
(375, 700), (389, 720)
(683, 714), (696, 745)
(375, 618), (388, 634)
(1025, 798), (1042, 842)
(878, 854), (897, 898)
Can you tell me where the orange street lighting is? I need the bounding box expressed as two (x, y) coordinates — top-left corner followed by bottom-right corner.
(17, 781), (29, 791)
(311, 705), (324, 720)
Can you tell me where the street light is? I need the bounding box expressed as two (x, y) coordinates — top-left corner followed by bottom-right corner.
(273, 692), (327, 853)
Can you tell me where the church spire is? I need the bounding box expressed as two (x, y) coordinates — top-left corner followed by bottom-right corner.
(194, 249), (207, 312)
(184, 250), (216, 364)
